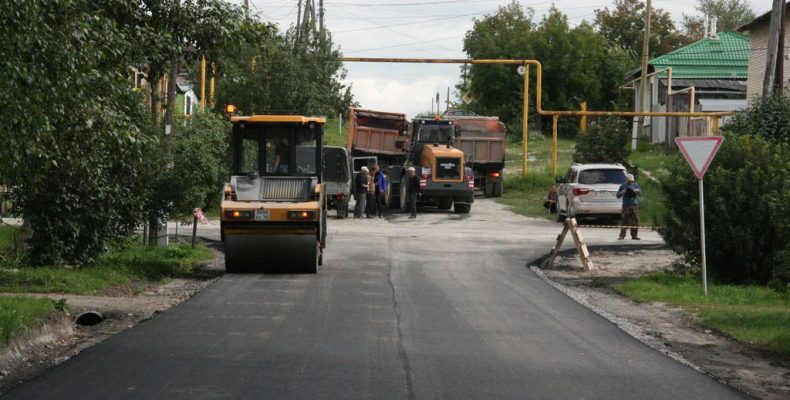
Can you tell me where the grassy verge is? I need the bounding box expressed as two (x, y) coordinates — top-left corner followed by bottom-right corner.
(324, 117), (346, 147)
(0, 241), (214, 295)
(0, 296), (61, 344)
(616, 272), (790, 354)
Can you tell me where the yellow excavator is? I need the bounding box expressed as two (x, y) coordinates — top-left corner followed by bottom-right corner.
(220, 115), (327, 273)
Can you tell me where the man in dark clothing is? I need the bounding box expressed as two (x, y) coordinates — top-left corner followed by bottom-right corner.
(354, 166), (369, 218)
(406, 167), (419, 219)
(617, 173), (641, 240)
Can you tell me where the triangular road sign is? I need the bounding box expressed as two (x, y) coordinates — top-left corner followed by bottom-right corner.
(675, 136), (724, 179)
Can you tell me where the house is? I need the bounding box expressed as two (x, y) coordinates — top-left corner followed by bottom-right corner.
(623, 31), (749, 144)
(130, 68), (203, 119)
(175, 74), (200, 117)
(737, 1), (790, 102)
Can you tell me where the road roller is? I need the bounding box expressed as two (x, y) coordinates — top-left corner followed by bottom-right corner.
(221, 115), (327, 273)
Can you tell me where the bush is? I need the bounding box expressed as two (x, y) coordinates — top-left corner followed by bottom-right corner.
(725, 91), (790, 144)
(658, 134), (790, 285)
(572, 117), (630, 164)
(156, 113), (230, 218)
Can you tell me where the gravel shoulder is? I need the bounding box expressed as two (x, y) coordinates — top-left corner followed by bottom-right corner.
(532, 247), (790, 400)
(0, 243), (224, 394)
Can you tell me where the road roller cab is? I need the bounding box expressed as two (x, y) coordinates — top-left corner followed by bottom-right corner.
(221, 115), (327, 273)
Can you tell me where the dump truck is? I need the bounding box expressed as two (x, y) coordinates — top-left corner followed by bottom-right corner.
(221, 115), (327, 273)
(443, 115), (506, 197)
(347, 108), (474, 214)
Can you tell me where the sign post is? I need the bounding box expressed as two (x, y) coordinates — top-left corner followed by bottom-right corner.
(674, 136), (724, 295)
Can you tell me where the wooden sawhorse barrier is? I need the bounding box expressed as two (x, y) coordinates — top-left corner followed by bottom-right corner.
(542, 218), (594, 270)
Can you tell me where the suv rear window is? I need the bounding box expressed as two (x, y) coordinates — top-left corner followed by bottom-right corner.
(578, 169), (626, 184)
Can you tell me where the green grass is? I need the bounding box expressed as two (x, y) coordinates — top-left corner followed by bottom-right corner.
(631, 143), (676, 179)
(0, 296), (60, 344)
(0, 242), (214, 295)
(324, 117), (347, 147)
(616, 273), (790, 353)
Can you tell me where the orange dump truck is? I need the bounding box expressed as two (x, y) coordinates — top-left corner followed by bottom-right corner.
(444, 116), (506, 197)
(347, 108), (474, 214)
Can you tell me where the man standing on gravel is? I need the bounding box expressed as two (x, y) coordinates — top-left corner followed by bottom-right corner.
(617, 173), (641, 240)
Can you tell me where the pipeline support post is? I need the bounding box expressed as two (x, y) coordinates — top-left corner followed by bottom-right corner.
(522, 64), (529, 176)
(552, 114), (558, 176)
(200, 56), (206, 113)
(580, 101), (587, 134)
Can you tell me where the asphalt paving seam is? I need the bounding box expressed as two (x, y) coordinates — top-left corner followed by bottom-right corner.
(386, 237), (416, 400)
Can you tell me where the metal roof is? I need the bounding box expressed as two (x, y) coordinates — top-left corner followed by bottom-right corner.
(697, 99), (747, 112)
(627, 32), (750, 80)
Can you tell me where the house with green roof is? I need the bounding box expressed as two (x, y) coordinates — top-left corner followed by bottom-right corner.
(623, 31), (749, 144)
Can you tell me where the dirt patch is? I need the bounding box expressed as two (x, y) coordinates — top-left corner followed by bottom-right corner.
(533, 248), (790, 400)
(0, 245), (224, 395)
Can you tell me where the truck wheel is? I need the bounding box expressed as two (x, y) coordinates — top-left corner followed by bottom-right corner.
(438, 197), (453, 210)
(484, 182), (494, 197)
(454, 203), (471, 214)
(387, 183), (399, 209)
(493, 181), (503, 197)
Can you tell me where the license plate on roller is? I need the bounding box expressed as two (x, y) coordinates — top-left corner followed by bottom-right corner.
(254, 208), (270, 221)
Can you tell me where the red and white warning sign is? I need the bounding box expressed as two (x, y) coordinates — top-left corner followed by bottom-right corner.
(675, 136), (724, 179)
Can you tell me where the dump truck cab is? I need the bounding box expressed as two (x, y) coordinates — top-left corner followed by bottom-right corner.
(322, 146), (352, 219)
(221, 115), (326, 273)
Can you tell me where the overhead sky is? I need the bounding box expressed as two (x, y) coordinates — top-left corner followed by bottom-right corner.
(240, 0), (775, 118)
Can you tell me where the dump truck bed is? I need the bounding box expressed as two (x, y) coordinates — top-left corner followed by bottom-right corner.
(347, 108), (409, 157)
(447, 117), (506, 166)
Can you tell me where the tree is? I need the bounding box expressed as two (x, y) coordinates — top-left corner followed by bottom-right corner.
(155, 113), (230, 219)
(682, 0), (756, 41)
(594, 0), (686, 56)
(0, 1), (161, 265)
(212, 20), (353, 117)
(461, 3), (633, 137)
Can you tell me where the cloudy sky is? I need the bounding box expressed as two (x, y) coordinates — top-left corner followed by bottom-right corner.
(241, 0), (775, 118)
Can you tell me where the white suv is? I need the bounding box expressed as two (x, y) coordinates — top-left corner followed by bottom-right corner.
(556, 163), (628, 221)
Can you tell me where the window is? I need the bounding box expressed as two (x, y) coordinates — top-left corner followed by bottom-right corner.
(265, 134), (290, 174)
(578, 169), (626, 185)
(240, 138), (259, 174)
(294, 130), (318, 174)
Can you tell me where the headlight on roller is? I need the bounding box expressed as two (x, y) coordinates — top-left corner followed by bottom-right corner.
(224, 210), (253, 219)
(287, 211), (316, 220)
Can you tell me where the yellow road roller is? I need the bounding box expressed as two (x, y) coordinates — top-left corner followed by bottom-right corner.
(221, 115), (327, 273)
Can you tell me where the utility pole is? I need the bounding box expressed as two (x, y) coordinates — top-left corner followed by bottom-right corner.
(296, 0), (303, 48)
(319, 0), (324, 36)
(244, 0), (250, 18)
(635, 0), (652, 150)
(445, 87), (450, 113)
(763, 0), (786, 95)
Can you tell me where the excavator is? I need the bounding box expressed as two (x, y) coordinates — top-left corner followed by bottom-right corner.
(220, 115), (327, 273)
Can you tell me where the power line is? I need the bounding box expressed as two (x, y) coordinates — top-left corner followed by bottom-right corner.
(333, 11), (481, 33)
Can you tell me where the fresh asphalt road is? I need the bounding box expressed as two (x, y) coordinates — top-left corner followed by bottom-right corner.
(4, 200), (745, 399)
